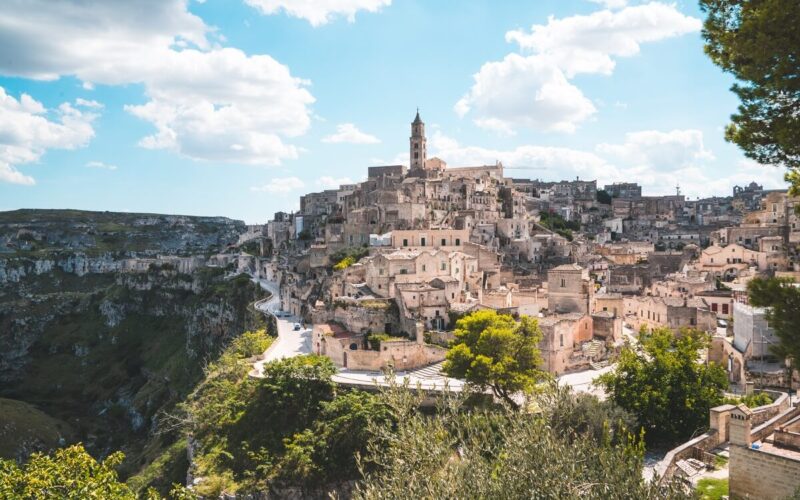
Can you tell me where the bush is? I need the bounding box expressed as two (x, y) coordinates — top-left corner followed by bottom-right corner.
(353, 384), (686, 499)
(367, 333), (391, 350)
(723, 392), (773, 408)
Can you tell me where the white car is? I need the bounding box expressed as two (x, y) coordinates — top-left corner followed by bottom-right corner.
(293, 323), (302, 331)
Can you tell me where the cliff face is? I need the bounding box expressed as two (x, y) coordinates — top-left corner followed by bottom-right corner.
(0, 210), (265, 477)
(0, 209), (245, 257)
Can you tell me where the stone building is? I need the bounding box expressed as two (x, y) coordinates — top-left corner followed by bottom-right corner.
(604, 182), (641, 199)
(537, 313), (595, 375)
(733, 301), (778, 359)
(628, 296), (717, 333)
(547, 263), (593, 314)
(729, 404), (800, 499)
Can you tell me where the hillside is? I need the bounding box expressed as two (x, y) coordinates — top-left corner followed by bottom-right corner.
(0, 209), (266, 483)
(0, 209), (245, 257)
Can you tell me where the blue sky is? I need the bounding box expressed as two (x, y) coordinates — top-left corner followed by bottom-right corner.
(0, 0), (789, 223)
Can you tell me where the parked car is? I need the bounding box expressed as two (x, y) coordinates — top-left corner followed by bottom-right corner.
(717, 319), (728, 329)
(293, 323), (301, 331)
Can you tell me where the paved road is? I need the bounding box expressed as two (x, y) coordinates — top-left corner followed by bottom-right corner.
(332, 364), (466, 392)
(250, 278), (312, 377)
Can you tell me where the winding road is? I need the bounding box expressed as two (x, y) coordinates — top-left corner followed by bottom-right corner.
(250, 277), (312, 377)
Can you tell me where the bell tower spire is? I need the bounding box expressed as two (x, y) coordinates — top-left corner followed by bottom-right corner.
(410, 109), (427, 171)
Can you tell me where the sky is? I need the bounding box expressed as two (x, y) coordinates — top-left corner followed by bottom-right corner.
(0, 0), (789, 223)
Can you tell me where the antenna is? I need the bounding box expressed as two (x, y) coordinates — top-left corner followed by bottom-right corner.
(676, 184), (681, 196)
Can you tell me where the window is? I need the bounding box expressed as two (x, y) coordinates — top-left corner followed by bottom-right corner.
(722, 303), (729, 315)
(441, 238), (447, 246)
(690, 318), (696, 326)
(379, 269), (384, 275)
(711, 303), (718, 312)
(403, 238), (408, 247)
(451, 293), (455, 299)
(421, 237), (426, 247)
(400, 269), (407, 275)
(441, 263), (446, 271)
(455, 238), (461, 246)
(378, 285), (382, 289)
(560, 334), (564, 347)
(421, 264), (426, 272)
(414, 152), (419, 159)
(561, 278), (566, 288)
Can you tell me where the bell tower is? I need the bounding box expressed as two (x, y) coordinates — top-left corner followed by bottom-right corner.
(410, 109), (427, 171)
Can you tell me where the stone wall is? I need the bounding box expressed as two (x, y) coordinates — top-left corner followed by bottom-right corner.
(337, 340), (446, 371)
(729, 446), (800, 499)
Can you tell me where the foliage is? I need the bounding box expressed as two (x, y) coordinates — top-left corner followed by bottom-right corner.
(596, 189), (613, 205)
(367, 333), (391, 350)
(330, 247), (368, 266)
(539, 211), (580, 231)
(597, 328), (728, 445)
(224, 329), (273, 359)
(700, 0), (800, 194)
(723, 391), (774, 408)
(696, 477), (728, 500)
(748, 277), (800, 369)
(536, 382), (638, 445)
(353, 384), (687, 499)
(297, 229), (313, 241)
(126, 438), (190, 496)
(184, 350), (388, 496)
(274, 391), (394, 487)
(443, 310), (545, 408)
(333, 255), (356, 270)
(0, 445), (133, 499)
(0, 444), (194, 499)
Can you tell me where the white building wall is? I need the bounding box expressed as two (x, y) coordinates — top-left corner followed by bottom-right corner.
(733, 302), (776, 358)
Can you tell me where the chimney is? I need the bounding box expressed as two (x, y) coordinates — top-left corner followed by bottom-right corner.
(729, 404), (753, 447)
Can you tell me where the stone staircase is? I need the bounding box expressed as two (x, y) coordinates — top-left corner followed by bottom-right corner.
(409, 361), (445, 379)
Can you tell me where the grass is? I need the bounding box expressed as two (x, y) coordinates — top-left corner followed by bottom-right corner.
(0, 398), (75, 460)
(696, 478), (728, 500)
(126, 437), (190, 494)
(714, 454), (729, 469)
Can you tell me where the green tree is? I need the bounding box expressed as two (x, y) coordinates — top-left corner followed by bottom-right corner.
(700, 0), (800, 193)
(598, 328), (728, 445)
(275, 390), (394, 487)
(748, 277), (800, 369)
(353, 384), (686, 499)
(0, 444), (195, 499)
(597, 189), (613, 205)
(443, 310), (544, 408)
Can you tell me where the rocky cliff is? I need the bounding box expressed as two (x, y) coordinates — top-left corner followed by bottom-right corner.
(0, 209), (266, 482)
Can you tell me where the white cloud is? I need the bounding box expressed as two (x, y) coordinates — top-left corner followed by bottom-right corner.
(587, 0), (628, 10)
(429, 131), (618, 182)
(454, 54), (596, 134)
(317, 176), (355, 188)
(244, 0), (391, 26)
(429, 129), (785, 200)
(0, 87), (97, 185)
(506, 2), (701, 77)
(251, 176), (305, 193)
(322, 123), (380, 144)
(75, 98), (103, 109)
(457, 2), (700, 133)
(0, 0), (314, 166)
(596, 129), (715, 171)
(86, 160), (118, 170)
